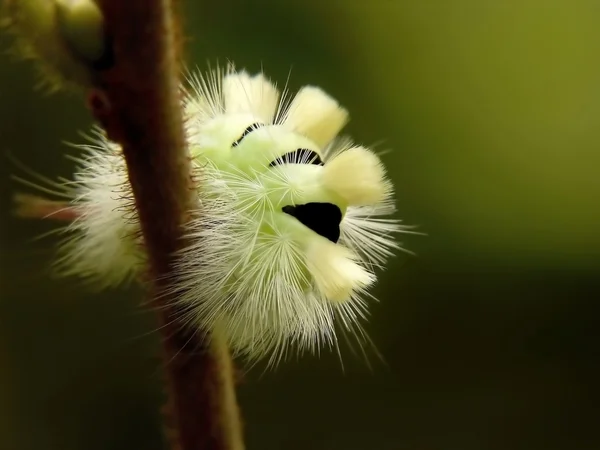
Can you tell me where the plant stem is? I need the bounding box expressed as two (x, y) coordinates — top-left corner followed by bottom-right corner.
(90, 1), (244, 449)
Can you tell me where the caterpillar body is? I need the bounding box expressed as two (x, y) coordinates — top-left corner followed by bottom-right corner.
(36, 66), (405, 365)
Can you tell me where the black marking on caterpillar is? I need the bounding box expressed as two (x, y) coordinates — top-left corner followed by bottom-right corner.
(282, 202), (342, 243)
(232, 123), (264, 147)
(269, 149), (324, 167)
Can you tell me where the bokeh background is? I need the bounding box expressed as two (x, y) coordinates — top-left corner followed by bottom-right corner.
(2, 1), (600, 449)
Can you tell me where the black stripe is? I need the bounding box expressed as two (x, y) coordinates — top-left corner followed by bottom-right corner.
(269, 148), (324, 167)
(232, 123), (263, 147)
(282, 202), (342, 243)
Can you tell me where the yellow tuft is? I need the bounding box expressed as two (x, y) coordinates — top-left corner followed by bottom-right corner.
(282, 86), (348, 148)
(322, 146), (389, 206)
(223, 71), (280, 123)
(304, 237), (374, 302)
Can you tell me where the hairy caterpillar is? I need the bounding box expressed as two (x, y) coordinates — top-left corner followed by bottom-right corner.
(19, 65), (407, 365)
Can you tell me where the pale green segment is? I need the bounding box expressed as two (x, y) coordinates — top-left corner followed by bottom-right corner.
(188, 114), (348, 291)
(189, 114), (347, 217)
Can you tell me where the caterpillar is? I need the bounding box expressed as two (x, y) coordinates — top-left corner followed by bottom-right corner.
(19, 65), (407, 366)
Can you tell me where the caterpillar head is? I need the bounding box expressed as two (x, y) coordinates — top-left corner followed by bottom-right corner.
(177, 68), (401, 364)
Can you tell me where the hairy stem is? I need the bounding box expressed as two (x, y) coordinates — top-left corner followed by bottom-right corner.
(90, 1), (244, 449)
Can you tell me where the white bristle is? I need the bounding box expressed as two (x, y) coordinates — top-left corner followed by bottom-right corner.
(282, 86), (349, 148)
(53, 132), (143, 288)
(322, 146), (389, 205)
(223, 71), (280, 123)
(304, 238), (374, 302)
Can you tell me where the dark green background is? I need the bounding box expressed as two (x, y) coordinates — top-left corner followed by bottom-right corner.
(2, 1), (600, 449)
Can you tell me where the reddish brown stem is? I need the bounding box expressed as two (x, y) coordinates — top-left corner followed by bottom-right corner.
(90, 1), (244, 449)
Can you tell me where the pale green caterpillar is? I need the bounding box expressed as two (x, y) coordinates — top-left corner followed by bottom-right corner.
(28, 65), (406, 365)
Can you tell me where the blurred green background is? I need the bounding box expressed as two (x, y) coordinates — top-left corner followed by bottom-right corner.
(2, 1), (600, 449)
